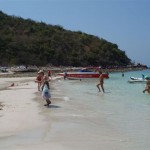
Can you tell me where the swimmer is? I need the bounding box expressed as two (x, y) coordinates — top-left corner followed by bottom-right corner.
(96, 71), (105, 92)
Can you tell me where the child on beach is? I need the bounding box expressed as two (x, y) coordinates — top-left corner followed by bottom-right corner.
(42, 80), (51, 106)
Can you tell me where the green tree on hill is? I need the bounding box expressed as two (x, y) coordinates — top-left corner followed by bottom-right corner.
(0, 11), (131, 66)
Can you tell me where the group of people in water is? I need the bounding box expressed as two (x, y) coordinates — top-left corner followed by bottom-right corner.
(35, 69), (149, 107)
(96, 71), (150, 94)
(35, 69), (106, 107)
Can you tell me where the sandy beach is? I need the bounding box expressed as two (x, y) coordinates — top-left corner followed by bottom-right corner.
(0, 77), (45, 148)
(0, 76), (75, 150)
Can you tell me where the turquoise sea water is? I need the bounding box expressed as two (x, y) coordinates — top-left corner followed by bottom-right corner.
(52, 69), (150, 150)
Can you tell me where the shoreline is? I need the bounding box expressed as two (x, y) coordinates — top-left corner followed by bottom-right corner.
(0, 67), (148, 78)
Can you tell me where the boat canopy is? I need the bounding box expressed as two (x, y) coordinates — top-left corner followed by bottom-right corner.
(79, 67), (101, 72)
(79, 68), (93, 72)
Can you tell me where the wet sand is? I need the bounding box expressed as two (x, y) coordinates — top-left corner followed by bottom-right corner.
(0, 76), (128, 150)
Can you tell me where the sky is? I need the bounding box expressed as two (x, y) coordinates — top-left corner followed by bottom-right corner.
(0, 0), (150, 66)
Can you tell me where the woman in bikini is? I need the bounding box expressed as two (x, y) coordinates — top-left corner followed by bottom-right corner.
(35, 70), (44, 91)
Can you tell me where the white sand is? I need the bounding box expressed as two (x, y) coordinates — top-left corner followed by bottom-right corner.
(0, 77), (126, 150)
(0, 77), (45, 149)
(0, 77), (68, 150)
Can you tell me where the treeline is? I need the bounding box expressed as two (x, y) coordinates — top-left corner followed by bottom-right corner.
(0, 11), (131, 67)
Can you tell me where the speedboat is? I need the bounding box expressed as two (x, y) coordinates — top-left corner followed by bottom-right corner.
(57, 67), (109, 80)
(129, 76), (146, 83)
(130, 77), (143, 80)
(129, 74), (150, 83)
(128, 79), (146, 83)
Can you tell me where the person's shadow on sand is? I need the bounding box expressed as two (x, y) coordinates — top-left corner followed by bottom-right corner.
(47, 105), (61, 108)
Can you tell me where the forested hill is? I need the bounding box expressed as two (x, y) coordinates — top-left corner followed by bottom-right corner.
(0, 11), (131, 67)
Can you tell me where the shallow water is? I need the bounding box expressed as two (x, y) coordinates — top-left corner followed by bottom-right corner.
(51, 69), (150, 150)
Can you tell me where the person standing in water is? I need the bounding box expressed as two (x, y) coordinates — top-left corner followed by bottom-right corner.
(96, 71), (105, 92)
(48, 70), (52, 81)
(35, 70), (44, 91)
(143, 76), (150, 93)
(64, 70), (68, 80)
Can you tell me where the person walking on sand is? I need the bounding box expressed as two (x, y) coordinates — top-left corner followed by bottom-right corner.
(35, 70), (44, 91)
(96, 71), (105, 92)
(143, 76), (150, 93)
(42, 80), (51, 106)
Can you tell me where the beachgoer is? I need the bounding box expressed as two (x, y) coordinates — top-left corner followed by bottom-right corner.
(48, 70), (51, 77)
(42, 73), (48, 81)
(143, 77), (150, 93)
(41, 73), (50, 91)
(122, 72), (124, 77)
(142, 74), (145, 80)
(64, 71), (68, 80)
(48, 70), (52, 81)
(96, 71), (105, 92)
(35, 70), (44, 91)
(42, 80), (51, 106)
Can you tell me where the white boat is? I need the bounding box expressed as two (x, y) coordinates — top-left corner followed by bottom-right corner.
(129, 75), (150, 83)
(128, 79), (146, 83)
(130, 77), (143, 80)
(128, 76), (146, 83)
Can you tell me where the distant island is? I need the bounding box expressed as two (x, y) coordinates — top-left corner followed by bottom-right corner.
(0, 11), (132, 67)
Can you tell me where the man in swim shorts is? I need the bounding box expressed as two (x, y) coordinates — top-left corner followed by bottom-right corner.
(143, 76), (150, 93)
